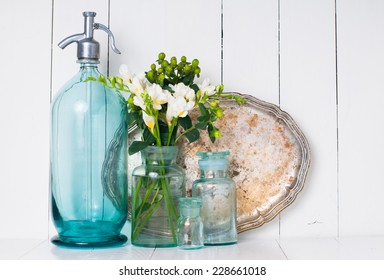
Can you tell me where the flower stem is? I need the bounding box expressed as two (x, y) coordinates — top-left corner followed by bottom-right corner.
(131, 176), (143, 230)
(132, 201), (161, 242)
(167, 118), (178, 145)
(135, 179), (158, 226)
(160, 177), (177, 243)
(154, 115), (162, 146)
(174, 125), (196, 143)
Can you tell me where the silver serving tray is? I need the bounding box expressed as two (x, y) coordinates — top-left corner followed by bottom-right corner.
(128, 92), (310, 233)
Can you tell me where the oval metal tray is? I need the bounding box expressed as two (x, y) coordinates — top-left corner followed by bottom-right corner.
(128, 92), (310, 233)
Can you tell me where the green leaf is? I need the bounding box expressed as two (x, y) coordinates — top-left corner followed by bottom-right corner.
(142, 127), (156, 144)
(154, 194), (163, 203)
(158, 121), (170, 146)
(197, 115), (209, 122)
(127, 111), (139, 127)
(110, 76), (116, 87)
(99, 75), (107, 84)
(198, 103), (209, 116)
(141, 202), (151, 213)
(134, 202), (151, 219)
(129, 141), (149, 155)
(195, 121), (208, 130)
(184, 128), (200, 143)
(235, 95), (247, 105)
(179, 115), (192, 130)
(163, 85), (173, 92)
(207, 123), (216, 143)
(84, 77), (97, 82)
(182, 74), (195, 86)
(136, 113), (145, 130)
(190, 84), (199, 93)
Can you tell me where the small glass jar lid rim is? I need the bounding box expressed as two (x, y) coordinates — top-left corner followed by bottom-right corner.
(179, 197), (202, 208)
(197, 151), (230, 170)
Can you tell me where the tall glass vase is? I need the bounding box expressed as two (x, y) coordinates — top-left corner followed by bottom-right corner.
(131, 146), (186, 247)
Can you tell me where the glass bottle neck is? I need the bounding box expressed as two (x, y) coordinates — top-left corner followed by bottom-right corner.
(79, 62), (99, 69)
(79, 63), (100, 80)
(180, 208), (201, 218)
(200, 169), (228, 179)
(141, 146), (178, 166)
(144, 159), (176, 166)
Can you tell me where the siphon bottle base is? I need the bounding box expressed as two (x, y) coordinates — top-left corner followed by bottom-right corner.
(51, 234), (128, 249)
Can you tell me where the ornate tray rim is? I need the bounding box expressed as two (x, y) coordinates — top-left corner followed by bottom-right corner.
(128, 92), (311, 234)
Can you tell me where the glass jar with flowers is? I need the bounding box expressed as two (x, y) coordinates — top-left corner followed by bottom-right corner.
(89, 53), (244, 247)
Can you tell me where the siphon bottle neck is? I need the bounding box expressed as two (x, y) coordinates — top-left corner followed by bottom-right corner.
(79, 62), (100, 80)
(79, 62), (99, 69)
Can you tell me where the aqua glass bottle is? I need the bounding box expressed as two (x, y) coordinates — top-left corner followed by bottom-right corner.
(177, 197), (204, 250)
(192, 151), (237, 245)
(50, 12), (128, 247)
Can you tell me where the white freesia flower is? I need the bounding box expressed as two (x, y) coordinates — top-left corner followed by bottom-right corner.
(164, 90), (173, 102)
(142, 111), (155, 132)
(133, 94), (146, 110)
(166, 105), (174, 125)
(171, 83), (196, 102)
(127, 73), (148, 96)
(146, 84), (168, 110)
(166, 96), (194, 124)
(119, 64), (132, 84)
(198, 78), (216, 97)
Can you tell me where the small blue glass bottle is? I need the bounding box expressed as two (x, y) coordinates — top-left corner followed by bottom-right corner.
(50, 12), (128, 248)
(192, 151), (237, 245)
(177, 197), (204, 250)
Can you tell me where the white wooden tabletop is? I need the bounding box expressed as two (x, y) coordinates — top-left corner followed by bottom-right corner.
(2, 235), (383, 260)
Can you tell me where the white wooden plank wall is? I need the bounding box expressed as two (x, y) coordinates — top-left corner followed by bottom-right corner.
(1, 0), (383, 239)
(337, 0), (384, 236)
(0, 0), (51, 239)
(279, 0), (338, 237)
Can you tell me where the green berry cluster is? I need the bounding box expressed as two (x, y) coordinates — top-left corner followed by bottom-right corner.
(145, 52), (201, 90)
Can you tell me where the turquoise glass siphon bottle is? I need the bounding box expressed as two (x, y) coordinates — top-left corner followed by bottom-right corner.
(50, 12), (128, 247)
(192, 151), (237, 245)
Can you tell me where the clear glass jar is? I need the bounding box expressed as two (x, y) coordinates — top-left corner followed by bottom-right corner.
(177, 197), (204, 250)
(131, 146), (186, 247)
(50, 62), (128, 248)
(192, 151), (237, 245)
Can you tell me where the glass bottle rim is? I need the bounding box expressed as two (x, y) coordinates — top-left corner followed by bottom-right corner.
(141, 146), (179, 161)
(196, 151), (230, 170)
(179, 197), (202, 208)
(196, 151), (230, 159)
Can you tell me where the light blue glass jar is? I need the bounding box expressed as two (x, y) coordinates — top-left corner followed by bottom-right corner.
(131, 146), (186, 248)
(192, 151), (237, 245)
(177, 197), (204, 250)
(50, 62), (128, 248)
